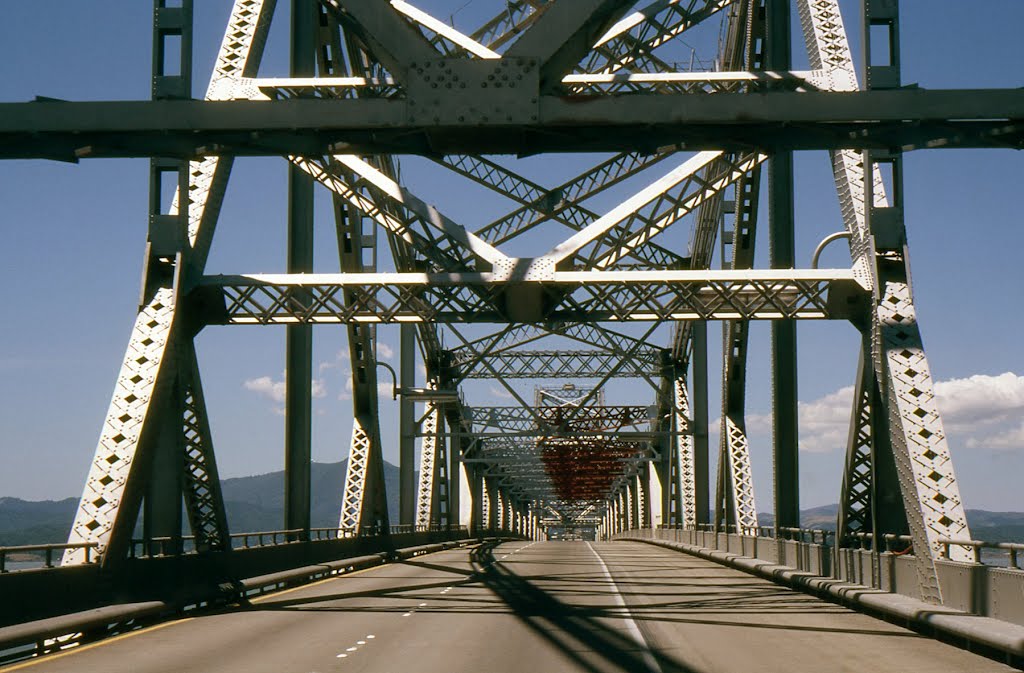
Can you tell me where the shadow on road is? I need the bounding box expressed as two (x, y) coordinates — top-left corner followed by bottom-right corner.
(469, 541), (694, 673)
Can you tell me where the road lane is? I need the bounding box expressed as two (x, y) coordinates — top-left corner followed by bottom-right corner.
(2, 541), (1016, 673)
(588, 542), (1017, 673)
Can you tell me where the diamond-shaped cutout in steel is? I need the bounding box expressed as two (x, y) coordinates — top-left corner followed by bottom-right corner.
(937, 515), (953, 528)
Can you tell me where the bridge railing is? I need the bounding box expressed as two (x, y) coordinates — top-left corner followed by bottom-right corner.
(1, 525), (470, 569)
(0, 542), (98, 573)
(618, 526), (1024, 630)
(127, 525), (467, 558)
(672, 524), (834, 575)
(939, 537), (1023, 569)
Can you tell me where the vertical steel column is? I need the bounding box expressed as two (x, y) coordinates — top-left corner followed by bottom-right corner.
(767, 0), (800, 530)
(284, 0), (316, 540)
(143, 376), (185, 553)
(486, 478), (498, 530)
(658, 408), (675, 526)
(468, 465), (483, 534)
(691, 321), (710, 525)
(399, 325), (416, 525)
(143, 0), (193, 553)
(630, 480), (639, 530)
(449, 420), (460, 529)
(639, 464), (651, 528)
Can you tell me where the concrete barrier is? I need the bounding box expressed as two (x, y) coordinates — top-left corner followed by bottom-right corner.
(615, 528), (1024, 662)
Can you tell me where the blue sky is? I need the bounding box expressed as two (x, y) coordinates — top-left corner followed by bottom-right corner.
(0, 1), (1022, 516)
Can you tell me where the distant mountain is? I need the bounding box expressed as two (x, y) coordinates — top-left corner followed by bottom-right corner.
(3, 471), (1022, 547)
(0, 460), (404, 547)
(770, 504), (1024, 543)
(219, 459), (403, 530)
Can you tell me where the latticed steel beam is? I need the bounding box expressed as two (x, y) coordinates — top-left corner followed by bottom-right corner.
(195, 269), (865, 324)
(468, 405), (652, 433)
(452, 349), (661, 380)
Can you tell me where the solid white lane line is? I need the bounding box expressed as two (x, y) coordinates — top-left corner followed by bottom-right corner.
(586, 542), (663, 673)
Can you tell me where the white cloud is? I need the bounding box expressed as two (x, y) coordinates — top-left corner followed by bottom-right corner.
(489, 385), (514, 400)
(243, 376), (286, 403)
(741, 372), (1024, 455)
(934, 372), (1024, 429)
(243, 374), (326, 403)
(377, 343), (395, 361)
(319, 352), (343, 373)
(966, 420), (1024, 451)
(312, 379), (327, 399)
(739, 385), (854, 454)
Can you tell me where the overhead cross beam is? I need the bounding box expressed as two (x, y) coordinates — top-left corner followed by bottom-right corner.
(1, 89), (1021, 160)
(194, 269), (865, 324)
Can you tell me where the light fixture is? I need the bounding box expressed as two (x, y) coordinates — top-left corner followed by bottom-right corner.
(375, 362), (459, 402)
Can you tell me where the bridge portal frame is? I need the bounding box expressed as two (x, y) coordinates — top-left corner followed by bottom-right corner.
(16, 0), (1016, 608)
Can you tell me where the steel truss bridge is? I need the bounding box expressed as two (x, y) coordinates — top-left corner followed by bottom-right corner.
(1, 0), (1023, 670)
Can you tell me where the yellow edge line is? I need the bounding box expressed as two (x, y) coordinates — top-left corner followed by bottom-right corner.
(0, 618), (193, 672)
(2, 543), (475, 670)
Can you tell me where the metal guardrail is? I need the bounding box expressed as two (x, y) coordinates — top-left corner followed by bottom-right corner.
(2, 526), (472, 569)
(0, 543), (98, 573)
(939, 537), (1024, 569)
(128, 525), (467, 558)
(669, 524), (833, 545)
(850, 532), (914, 553)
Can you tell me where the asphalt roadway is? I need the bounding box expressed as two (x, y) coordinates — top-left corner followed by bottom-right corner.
(3, 541), (1017, 673)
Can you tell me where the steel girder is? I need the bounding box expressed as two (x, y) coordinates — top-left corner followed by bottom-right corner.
(3, 90), (1021, 159)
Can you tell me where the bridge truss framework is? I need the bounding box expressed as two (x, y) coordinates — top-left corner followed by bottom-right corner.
(10, 0), (1018, 606)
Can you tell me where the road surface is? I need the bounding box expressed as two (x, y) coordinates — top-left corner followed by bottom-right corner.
(3, 541), (1016, 673)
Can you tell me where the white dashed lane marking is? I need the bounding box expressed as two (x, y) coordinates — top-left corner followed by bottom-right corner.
(336, 634), (377, 660)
